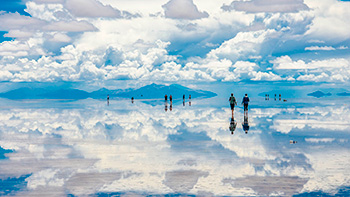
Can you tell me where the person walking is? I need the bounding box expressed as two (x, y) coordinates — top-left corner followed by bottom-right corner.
(229, 93), (237, 116)
(242, 94), (250, 112)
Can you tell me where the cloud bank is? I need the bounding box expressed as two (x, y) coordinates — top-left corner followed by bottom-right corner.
(0, 0), (349, 83)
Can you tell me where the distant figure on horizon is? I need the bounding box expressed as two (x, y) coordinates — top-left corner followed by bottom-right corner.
(279, 94), (281, 101)
(165, 94), (168, 101)
(107, 94), (109, 106)
(229, 93), (237, 115)
(183, 94), (185, 101)
(274, 94), (277, 101)
(131, 97), (134, 103)
(170, 95), (173, 102)
(189, 94), (191, 106)
(229, 114), (237, 135)
(242, 94), (250, 112)
(242, 112), (249, 134)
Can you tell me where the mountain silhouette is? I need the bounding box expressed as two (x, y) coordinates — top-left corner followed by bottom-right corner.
(0, 84), (216, 100)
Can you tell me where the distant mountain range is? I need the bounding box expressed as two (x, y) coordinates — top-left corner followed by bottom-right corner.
(337, 92), (350, 96)
(0, 83), (217, 100)
(307, 91), (331, 98)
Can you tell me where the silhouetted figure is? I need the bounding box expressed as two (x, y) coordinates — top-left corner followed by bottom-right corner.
(165, 101), (168, 112)
(279, 94), (281, 101)
(274, 94), (277, 101)
(131, 97), (134, 103)
(242, 94), (250, 112)
(183, 94), (185, 101)
(170, 95), (173, 102)
(265, 94), (267, 100)
(242, 113), (249, 134)
(229, 114), (237, 135)
(189, 95), (191, 100)
(189, 95), (191, 106)
(165, 94), (168, 101)
(229, 93), (237, 116)
(290, 140), (297, 144)
(107, 94), (109, 106)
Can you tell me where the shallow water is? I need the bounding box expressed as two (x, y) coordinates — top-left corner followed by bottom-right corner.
(0, 88), (350, 196)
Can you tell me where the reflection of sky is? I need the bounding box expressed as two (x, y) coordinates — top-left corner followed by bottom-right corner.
(0, 96), (349, 196)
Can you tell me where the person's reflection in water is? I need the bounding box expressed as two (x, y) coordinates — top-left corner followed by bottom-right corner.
(242, 112), (249, 134)
(131, 97), (134, 104)
(107, 94), (109, 106)
(183, 94), (185, 106)
(165, 101), (168, 112)
(170, 101), (173, 111)
(189, 95), (191, 106)
(229, 114), (237, 135)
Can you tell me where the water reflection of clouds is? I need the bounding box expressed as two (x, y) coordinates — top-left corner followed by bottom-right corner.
(0, 101), (349, 196)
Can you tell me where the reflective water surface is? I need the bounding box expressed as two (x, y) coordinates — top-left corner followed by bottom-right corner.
(0, 93), (350, 196)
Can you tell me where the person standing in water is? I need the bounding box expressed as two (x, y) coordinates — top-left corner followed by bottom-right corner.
(229, 93), (237, 116)
(242, 94), (250, 112)
(107, 94), (109, 106)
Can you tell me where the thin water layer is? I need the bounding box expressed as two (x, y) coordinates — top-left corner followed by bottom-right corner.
(0, 87), (349, 196)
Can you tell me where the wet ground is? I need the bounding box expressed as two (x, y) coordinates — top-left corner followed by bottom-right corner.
(0, 85), (350, 196)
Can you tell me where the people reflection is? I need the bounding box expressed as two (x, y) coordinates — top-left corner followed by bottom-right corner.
(131, 97), (134, 103)
(183, 94), (185, 106)
(229, 114), (237, 135)
(165, 101), (168, 112)
(242, 112), (249, 134)
(170, 102), (172, 111)
(189, 94), (191, 106)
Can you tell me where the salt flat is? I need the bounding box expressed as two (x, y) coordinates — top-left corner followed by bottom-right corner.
(0, 85), (349, 196)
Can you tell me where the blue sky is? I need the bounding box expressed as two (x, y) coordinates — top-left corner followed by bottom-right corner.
(0, 0), (349, 84)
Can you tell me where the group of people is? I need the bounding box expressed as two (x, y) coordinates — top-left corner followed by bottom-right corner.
(165, 94), (192, 111)
(229, 93), (250, 135)
(229, 93), (250, 113)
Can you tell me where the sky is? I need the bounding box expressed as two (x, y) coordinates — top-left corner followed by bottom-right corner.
(0, 0), (350, 85)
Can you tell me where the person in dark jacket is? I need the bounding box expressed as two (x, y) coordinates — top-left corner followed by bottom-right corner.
(242, 94), (250, 111)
